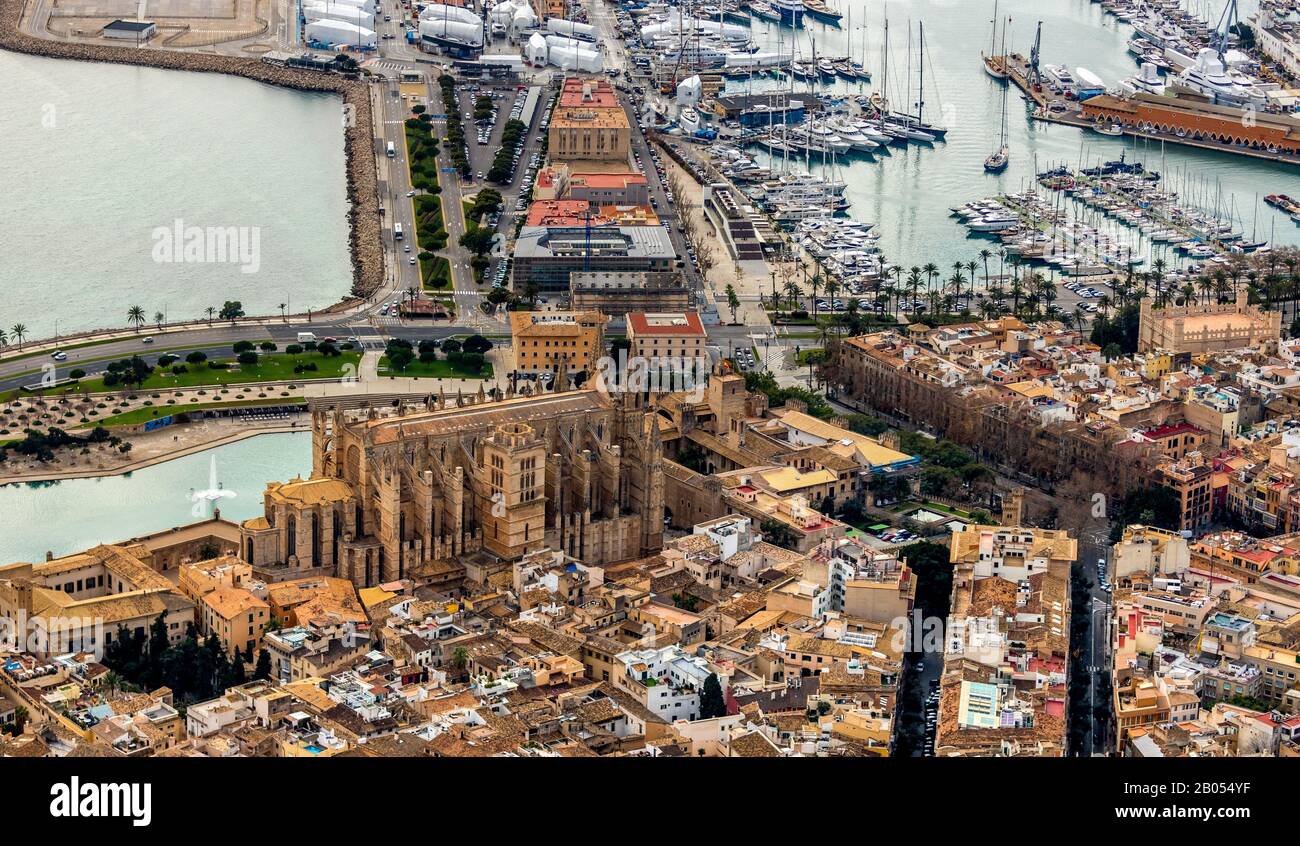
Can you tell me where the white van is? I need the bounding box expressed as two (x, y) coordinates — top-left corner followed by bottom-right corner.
(297, 332), (317, 343)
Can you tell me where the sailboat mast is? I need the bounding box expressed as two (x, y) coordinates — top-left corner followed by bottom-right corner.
(918, 20), (925, 125)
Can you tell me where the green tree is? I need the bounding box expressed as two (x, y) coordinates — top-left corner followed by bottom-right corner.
(219, 301), (245, 323)
(700, 672), (727, 719)
(760, 518), (798, 549)
(127, 305), (146, 332)
(725, 284), (740, 323)
(254, 649), (272, 681)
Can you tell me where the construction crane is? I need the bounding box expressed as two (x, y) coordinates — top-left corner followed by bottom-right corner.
(1212, 0), (1239, 63)
(1028, 20), (1042, 86)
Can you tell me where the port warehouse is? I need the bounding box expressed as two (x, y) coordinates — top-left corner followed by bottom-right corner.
(712, 92), (814, 128)
(1079, 91), (1300, 154)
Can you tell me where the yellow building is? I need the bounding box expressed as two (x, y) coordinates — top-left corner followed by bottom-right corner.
(549, 78), (631, 164)
(509, 310), (607, 376)
(0, 544), (194, 659)
(200, 586), (270, 659)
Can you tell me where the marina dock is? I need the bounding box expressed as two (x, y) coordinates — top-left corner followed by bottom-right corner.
(995, 52), (1300, 166)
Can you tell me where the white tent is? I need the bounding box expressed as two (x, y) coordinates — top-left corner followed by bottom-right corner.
(302, 2), (375, 29)
(546, 18), (595, 40)
(548, 42), (601, 72)
(305, 18), (376, 48)
(676, 74), (702, 107)
(511, 5), (539, 36)
(488, 1), (518, 23)
(327, 0), (377, 12)
(526, 31), (548, 66)
(418, 3), (480, 25)
(419, 17), (485, 49)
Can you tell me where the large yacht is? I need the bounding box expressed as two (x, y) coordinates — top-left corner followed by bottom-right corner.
(1173, 48), (1268, 110)
(1115, 61), (1167, 97)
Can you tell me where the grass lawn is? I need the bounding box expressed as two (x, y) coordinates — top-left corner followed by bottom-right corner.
(80, 397), (306, 428)
(377, 356), (493, 379)
(422, 255), (452, 289)
(15, 351), (359, 397)
(894, 500), (975, 519)
(795, 348), (825, 366)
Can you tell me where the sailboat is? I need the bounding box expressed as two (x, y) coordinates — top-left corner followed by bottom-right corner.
(982, 1), (1009, 80)
(984, 13), (1010, 172)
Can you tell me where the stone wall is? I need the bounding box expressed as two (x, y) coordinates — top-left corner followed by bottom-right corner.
(0, 0), (383, 300)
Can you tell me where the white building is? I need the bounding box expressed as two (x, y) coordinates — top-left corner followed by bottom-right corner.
(616, 645), (712, 722)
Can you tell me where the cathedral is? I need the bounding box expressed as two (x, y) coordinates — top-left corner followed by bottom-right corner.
(240, 389), (666, 588)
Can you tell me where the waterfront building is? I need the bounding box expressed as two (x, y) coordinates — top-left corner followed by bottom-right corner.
(1138, 291), (1282, 356)
(569, 271), (691, 317)
(626, 312), (708, 368)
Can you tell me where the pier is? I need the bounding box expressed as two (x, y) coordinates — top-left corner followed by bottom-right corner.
(995, 52), (1300, 166)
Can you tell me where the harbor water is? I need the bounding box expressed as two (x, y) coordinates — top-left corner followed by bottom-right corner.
(726, 0), (1297, 270)
(0, 432), (310, 564)
(0, 51), (351, 341)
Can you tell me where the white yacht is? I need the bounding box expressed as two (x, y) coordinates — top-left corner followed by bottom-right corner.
(1174, 48), (1268, 109)
(1043, 64), (1077, 92)
(1116, 62), (1166, 97)
(824, 118), (879, 152)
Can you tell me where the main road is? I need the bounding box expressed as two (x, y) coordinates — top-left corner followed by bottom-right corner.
(1, 3), (765, 391)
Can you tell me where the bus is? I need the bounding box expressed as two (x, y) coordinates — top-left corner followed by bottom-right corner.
(394, 222), (403, 240)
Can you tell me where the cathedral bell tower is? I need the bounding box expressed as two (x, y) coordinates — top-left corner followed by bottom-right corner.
(481, 422), (548, 560)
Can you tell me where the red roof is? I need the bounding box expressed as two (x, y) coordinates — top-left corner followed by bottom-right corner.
(627, 312), (706, 337)
(525, 199), (605, 227)
(1141, 422), (1204, 440)
(559, 77), (620, 108)
(570, 172), (648, 189)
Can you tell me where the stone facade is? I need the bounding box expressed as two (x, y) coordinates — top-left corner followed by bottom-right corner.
(241, 390), (665, 588)
(1138, 290), (1282, 355)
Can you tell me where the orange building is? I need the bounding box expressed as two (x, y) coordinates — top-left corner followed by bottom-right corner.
(1079, 92), (1300, 155)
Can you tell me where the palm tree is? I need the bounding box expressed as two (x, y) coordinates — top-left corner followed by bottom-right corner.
(887, 265), (903, 315)
(0, 327), (7, 349)
(906, 267), (923, 315)
(784, 281), (804, 315)
(10, 324), (27, 350)
(963, 261), (978, 312)
(823, 279), (840, 327)
(127, 306), (146, 332)
(979, 248), (993, 287)
(278, 303), (287, 322)
(946, 269), (965, 316)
